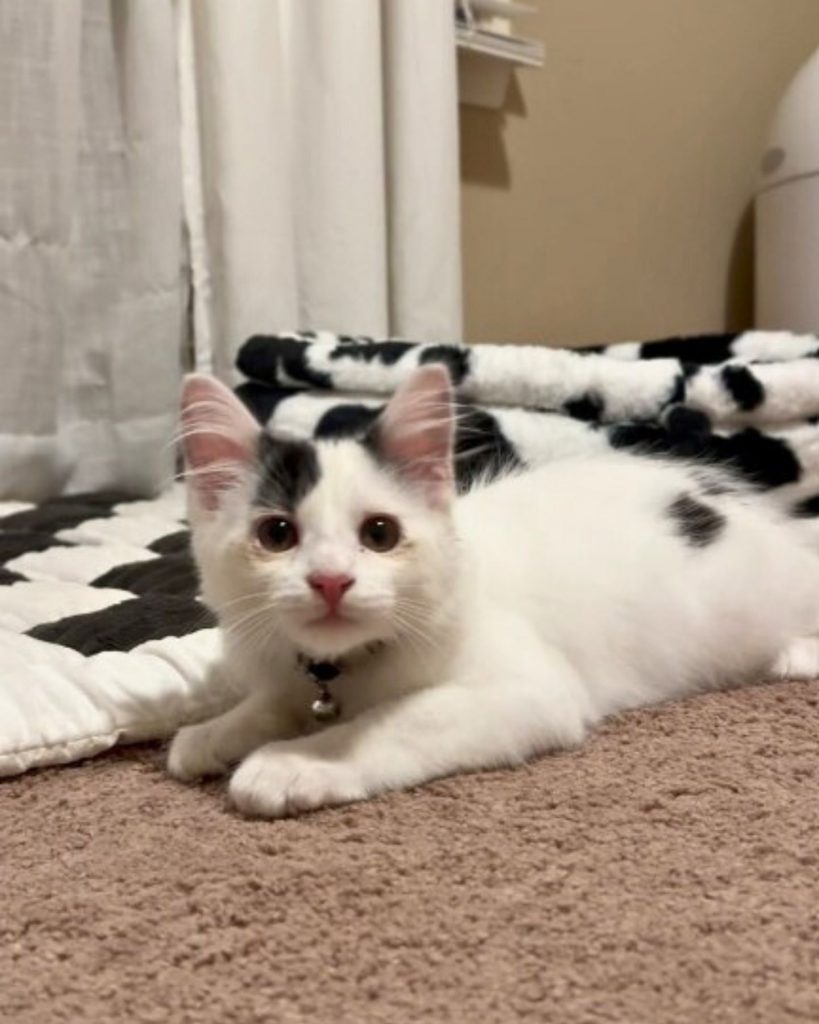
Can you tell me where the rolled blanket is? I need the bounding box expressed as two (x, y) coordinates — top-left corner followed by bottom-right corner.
(234, 330), (819, 517)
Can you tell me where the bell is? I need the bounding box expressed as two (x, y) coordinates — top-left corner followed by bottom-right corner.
(311, 692), (340, 723)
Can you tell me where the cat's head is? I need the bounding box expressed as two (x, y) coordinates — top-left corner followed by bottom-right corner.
(180, 365), (458, 659)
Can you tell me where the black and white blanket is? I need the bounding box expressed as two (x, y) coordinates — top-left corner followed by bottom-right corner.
(235, 330), (819, 516)
(3, 330), (819, 775)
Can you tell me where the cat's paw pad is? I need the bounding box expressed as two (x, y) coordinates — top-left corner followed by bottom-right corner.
(167, 722), (234, 781)
(229, 749), (366, 818)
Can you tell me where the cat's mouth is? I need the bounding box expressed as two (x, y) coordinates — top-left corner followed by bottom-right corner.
(308, 608), (356, 628)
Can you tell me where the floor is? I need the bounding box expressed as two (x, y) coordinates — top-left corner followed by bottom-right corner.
(2, 678), (819, 1024)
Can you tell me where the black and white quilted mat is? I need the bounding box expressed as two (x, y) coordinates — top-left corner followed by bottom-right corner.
(0, 487), (239, 776)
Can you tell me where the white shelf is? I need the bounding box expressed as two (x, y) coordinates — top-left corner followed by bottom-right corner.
(456, 0), (542, 109)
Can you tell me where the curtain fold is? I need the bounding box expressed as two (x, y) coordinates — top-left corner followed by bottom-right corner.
(0, 0), (185, 500)
(179, 0), (463, 384)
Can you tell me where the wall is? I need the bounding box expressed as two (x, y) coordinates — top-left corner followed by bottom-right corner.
(460, 0), (819, 346)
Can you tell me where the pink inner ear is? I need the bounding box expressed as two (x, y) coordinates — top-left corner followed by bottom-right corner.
(376, 364), (455, 508)
(180, 374), (260, 511)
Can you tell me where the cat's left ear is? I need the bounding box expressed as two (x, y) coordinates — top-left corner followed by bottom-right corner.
(367, 364), (455, 509)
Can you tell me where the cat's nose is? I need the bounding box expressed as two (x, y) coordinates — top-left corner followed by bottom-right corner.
(307, 572), (355, 611)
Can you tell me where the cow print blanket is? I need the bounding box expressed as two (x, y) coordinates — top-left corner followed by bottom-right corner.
(235, 330), (819, 518)
(3, 329), (819, 775)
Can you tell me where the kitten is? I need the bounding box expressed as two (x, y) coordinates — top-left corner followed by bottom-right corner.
(168, 365), (819, 817)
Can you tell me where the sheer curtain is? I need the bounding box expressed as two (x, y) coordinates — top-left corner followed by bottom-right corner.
(178, 0), (463, 384)
(0, 0), (185, 499)
(0, 0), (462, 499)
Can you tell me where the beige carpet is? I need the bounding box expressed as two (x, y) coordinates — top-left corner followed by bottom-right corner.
(2, 678), (819, 1024)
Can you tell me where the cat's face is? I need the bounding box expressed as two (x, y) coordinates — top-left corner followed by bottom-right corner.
(181, 366), (456, 659)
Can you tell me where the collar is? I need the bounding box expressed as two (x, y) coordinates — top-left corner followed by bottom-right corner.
(297, 643), (385, 723)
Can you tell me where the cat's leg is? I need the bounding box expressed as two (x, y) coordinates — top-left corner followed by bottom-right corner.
(229, 642), (593, 818)
(168, 689), (298, 782)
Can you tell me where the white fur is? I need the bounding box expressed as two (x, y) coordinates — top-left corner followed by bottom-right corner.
(169, 370), (819, 817)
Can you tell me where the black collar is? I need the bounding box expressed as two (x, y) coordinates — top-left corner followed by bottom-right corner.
(296, 644), (384, 723)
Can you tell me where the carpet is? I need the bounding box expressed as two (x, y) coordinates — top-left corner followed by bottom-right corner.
(2, 678), (818, 1024)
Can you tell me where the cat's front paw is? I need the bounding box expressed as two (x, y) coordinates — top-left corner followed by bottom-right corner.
(229, 746), (366, 818)
(167, 721), (235, 782)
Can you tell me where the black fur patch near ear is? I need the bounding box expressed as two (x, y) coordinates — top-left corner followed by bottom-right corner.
(667, 493), (726, 548)
(721, 365), (766, 411)
(256, 434), (320, 511)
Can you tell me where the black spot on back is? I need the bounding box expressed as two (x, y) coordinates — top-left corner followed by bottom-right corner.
(256, 434), (320, 511)
(564, 392), (604, 422)
(667, 493), (726, 548)
(639, 334), (740, 364)
(315, 403), (383, 440)
(418, 345), (471, 385)
(721, 365), (766, 411)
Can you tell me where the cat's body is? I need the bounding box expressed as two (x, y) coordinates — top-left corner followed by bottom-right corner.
(169, 366), (819, 817)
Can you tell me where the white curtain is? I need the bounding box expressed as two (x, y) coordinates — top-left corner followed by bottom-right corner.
(0, 0), (185, 500)
(0, 0), (462, 499)
(178, 0), (463, 384)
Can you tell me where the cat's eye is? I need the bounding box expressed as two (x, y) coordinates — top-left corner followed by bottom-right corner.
(359, 515), (401, 553)
(255, 516), (298, 552)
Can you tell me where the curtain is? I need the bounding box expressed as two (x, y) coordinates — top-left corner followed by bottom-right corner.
(178, 0), (463, 384)
(0, 0), (185, 500)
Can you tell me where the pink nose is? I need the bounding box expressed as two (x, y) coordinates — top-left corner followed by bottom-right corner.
(308, 572), (355, 611)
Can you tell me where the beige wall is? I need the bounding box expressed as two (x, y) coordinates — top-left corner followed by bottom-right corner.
(460, 0), (819, 346)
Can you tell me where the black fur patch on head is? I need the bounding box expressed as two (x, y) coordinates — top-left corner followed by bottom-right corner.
(418, 345), (471, 385)
(256, 434), (320, 511)
(667, 493), (726, 548)
(721, 365), (765, 411)
(564, 392), (604, 423)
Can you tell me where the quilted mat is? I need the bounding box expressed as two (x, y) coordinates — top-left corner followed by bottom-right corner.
(0, 487), (235, 776)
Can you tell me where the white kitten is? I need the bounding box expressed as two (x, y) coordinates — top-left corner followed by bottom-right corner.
(168, 365), (819, 817)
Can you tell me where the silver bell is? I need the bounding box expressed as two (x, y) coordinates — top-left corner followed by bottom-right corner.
(311, 693), (340, 723)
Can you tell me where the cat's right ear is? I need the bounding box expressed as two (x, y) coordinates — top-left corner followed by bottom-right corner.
(179, 374), (260, 511)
